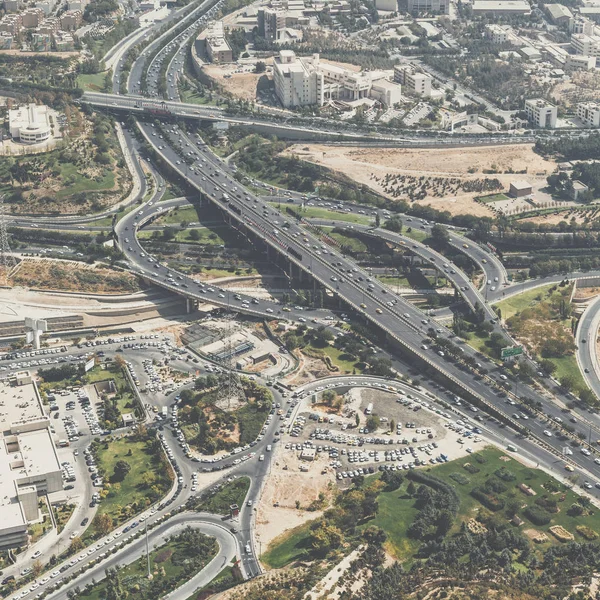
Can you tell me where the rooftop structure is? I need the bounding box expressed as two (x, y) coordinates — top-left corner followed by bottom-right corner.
(0, 374), (62, 550)
(472, 0), (530, 15)
(9, 103), (52, 144)
(545, 3), (573, 24)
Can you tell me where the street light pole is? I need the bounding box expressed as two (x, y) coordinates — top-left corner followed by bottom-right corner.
(145, 520), (151, 579)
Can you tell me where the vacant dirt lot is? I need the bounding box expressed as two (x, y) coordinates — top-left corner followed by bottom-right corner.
(256, 445), (336, 548)
(13, 260), (140, 294)
(285, 144), (558, 216)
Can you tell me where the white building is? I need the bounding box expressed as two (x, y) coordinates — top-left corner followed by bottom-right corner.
(472, 0), (530, 15)
(9, 104), (52, 144)
(570, 17), (596, 35)
(524, 98), (558, 129)
(273, 51), (401, 108)
(0, 373), (63, 550)
(196, 21), (233, 63)
(484, 23), (511, 43)
(571, 33), (600, 57)
(393, 64), (432, 97)
(577, 101), (600, 126)
(375, 0), (397, 9)
(566, 54), (597, 69)
(407, 0), (448, 13)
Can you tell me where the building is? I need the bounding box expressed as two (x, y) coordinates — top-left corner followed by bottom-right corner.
(509, 181), (533, 197)
(566, 54), (597, 69)
(570, 17), (596, 35)
(300, 447), (316, 460)
(122, 413), (135, 427)
(22, 8), (44, 28)
(519, 46), (541, 61)
(571, 33), (600, 57)
(0, 14), (22, 36)
(393, 64), (432, 96)
(577, 101), (600, 126)
(571, 180), (589, 200)
(2, 0), (21, 12)
(0, 373), (63, 550)
(581, 7), (600, 22)
(0, 32), (13, 48)
(36, 16), (60, 36)
(60, 9), (82, 31)
(257, 7), (285, 40)
(195, 21), (233, 63)
(31, 31), (50, 51)
(273, 51), (402, 108)
(545, 3), (573, 25)
(273, 50), (324, 107)
(407, 0), (448, 13)
(375, 0), (397, 10)
(54, 31), (75, 50)
(525, 98), (557, 129)
(9, 103), (52, 144)
(484, 23), (512, 43)
(472, 0), (530, 15)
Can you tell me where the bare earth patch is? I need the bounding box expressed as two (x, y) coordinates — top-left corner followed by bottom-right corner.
(12, 260), (140, 294)
(284, 144), (558, 217)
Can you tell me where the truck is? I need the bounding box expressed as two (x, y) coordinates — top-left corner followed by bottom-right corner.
(161, 407), (168, 419)
(365, 403), (373, 415)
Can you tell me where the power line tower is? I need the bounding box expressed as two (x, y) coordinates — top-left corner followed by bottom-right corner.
(215, 311), (246, 410)
(0, 196), (16, 285)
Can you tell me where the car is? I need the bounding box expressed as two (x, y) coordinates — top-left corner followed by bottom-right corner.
(565, 464), (574, 472)
(247, 500), (253, 507)
(543, 430), (552, 437)
(584, 481), (593, 489)
(31, 550), (42, 559)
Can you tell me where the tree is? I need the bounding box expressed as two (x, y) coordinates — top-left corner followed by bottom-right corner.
(559, 374), (576, 392)
(69, 536), (84, 553)
(112, 460), (131, 482)
(32, 559), (43, 577)
(189, 229), (200, 241)
(540, 358), (557, 376)
(94, 512), (113, 536)
(430, 224), (450, 246)
(255, 61), (266, 73)
(366, 415), (380, 431)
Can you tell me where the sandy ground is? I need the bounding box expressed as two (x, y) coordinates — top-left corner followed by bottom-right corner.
(305, 546), (364, 600)
(256, 439), (336, 549)
(284, 144), (558, 217)
(203, 60), (274, 103)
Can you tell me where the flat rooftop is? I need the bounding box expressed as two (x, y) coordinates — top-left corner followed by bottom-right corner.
(0, 378), (43, 431)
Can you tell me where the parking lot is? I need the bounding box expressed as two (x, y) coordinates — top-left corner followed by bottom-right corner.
(281, 385), (481, 482)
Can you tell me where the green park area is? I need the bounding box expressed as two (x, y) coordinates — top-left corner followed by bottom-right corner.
(79, 527), (218, 600)
(76, 72), (108, 91)
(477, 193), (510, 204)
(263, 446), (600, 570)
(195, 477), (251, 514)
(86, 435), (172, 536)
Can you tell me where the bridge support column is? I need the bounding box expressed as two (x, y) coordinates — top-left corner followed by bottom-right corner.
(186, 298), (198, 313)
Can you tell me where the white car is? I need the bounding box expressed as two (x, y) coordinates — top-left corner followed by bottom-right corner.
(543, 430), (552, 437)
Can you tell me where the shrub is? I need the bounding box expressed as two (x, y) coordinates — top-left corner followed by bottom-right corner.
(524, 505), (552, 526)
(494, 467), (516, 482)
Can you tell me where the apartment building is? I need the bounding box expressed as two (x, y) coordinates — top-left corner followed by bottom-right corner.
(524, 98), (558, 128)
(22, 7), (44, 27)
(571, 32), (600, 56)
(393, 64), (432, 97)
(60, 9), (82, 31)
(571, 16), (596, 34)
(577, 101), (600, 126)
(196, 21), (233, 63)
(484, 23), (512, 43)
(0, 14), (22, 36)
(273, 50), (324, 107)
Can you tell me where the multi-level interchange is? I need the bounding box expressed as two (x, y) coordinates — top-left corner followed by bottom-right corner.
(3, 0), (600, 597)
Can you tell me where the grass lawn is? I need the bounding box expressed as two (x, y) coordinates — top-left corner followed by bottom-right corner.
(402, 229), (429, 243)
(180, 88), (216, 106)
(262, 521), (314, 568)
(154, 206), (201, 225)
(80, 535), (217, 600)
(199, 266), (258, 279)
(270, 204), (372, 225)
(549, 354), (587, 391)
(477, 193), (509, 203)
(493, 284), (555, 320)
(321, 344), (364, 374)
(196, 477), (251, 514)
(55, 163), (115, 200)
(328, 232), (367, 253)
(138, 227), (228, 246)
(93, 437), (171, 530)
(236, 403), (270, 445)
(77, 72), (108, 91)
